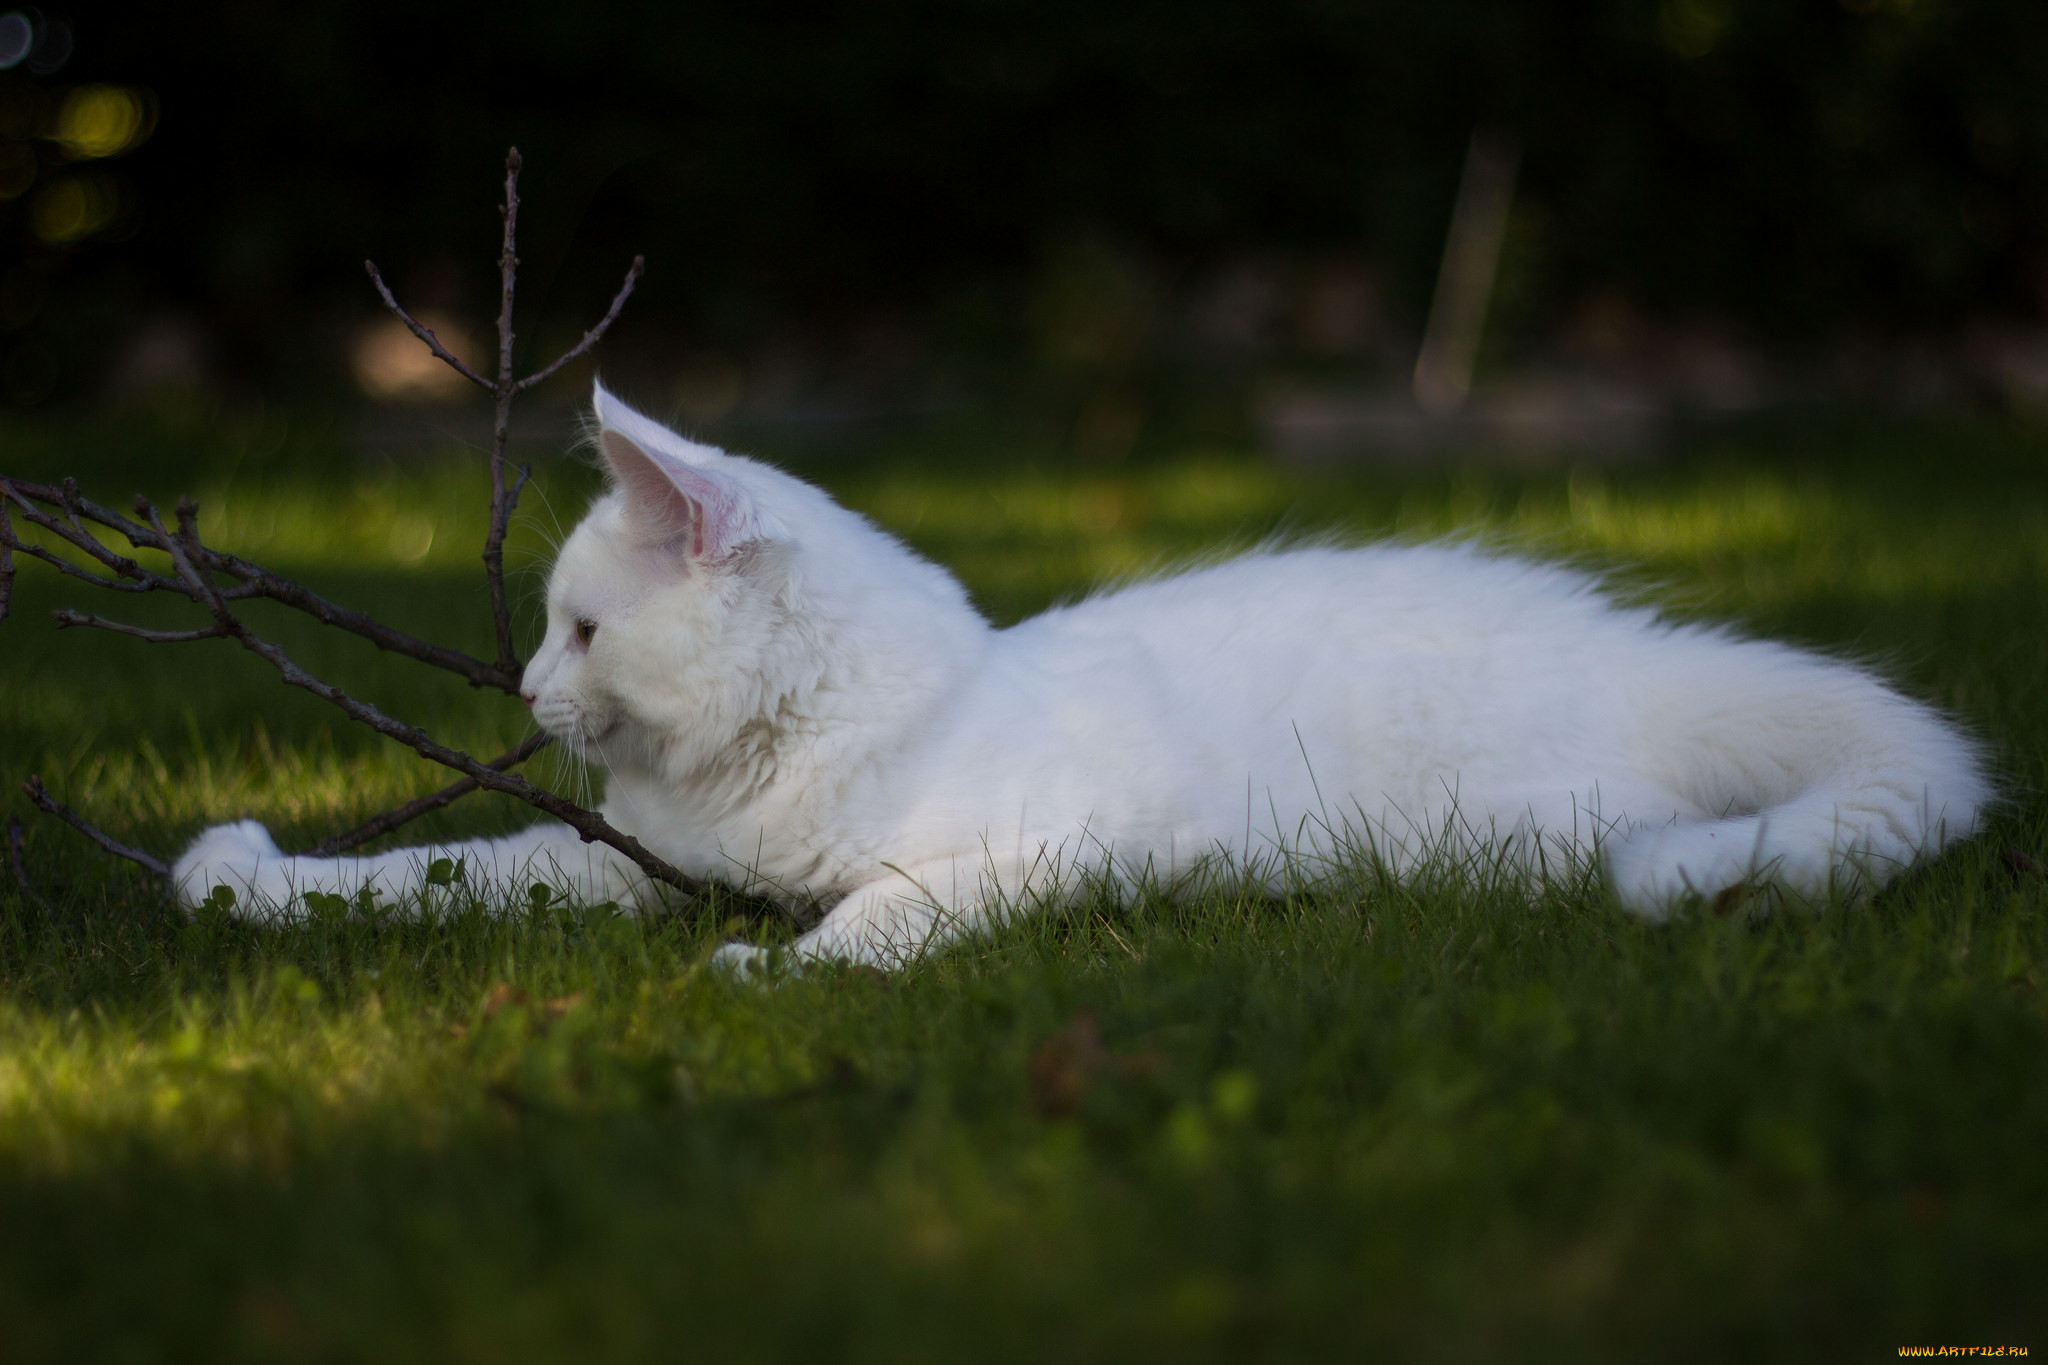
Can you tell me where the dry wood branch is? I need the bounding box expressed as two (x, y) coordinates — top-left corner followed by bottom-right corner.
(483, 148), (525, 673)
(53, 608), (229, 644)
(16, 548), (146, 594)
(0, 497), (14, 626)
(305, 731), (552, 856)
(362, 263), (494, 391)
(0, 477), (519, 692)
(6, 480), (158, 584)
(8, 539), (153, 593)
(21, 776), (170, 878)
(5, 151), (662, 896)
(516, 256), (646, 393)
(364, 148), (641, 678)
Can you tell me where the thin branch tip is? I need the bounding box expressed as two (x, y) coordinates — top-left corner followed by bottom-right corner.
(515, 254), (647, 392)
(307, 731), (552, 855)
(365, 265), (494, 391)
(21, 775), (171, 879)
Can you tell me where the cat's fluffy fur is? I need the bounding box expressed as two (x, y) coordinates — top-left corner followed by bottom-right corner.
(173, 385), (1993, 967)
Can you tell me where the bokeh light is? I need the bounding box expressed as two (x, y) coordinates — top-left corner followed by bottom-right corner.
(352, 313), (481, 403)
(29, 173), (118, 243)
(0, 12), (30, 70)
(53, 85), (153, 160)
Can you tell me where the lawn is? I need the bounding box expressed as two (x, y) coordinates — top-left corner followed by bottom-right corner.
(1, 406), (2045, 1361)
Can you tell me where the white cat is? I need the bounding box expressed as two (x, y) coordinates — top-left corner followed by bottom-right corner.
(173, 384), (1993, 968)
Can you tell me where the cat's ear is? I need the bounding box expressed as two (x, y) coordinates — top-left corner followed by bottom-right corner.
(593, 386), (767, 561)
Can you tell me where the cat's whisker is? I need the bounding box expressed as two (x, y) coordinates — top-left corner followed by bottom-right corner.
(519, 479), (573, 552)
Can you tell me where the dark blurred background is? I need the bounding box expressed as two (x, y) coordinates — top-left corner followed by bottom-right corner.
(2, 0), (2046, 449)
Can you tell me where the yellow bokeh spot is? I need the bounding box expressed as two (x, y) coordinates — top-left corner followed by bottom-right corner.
(55, 85), (153, 160)
(1658, 0), (1733, 57)
(30, 174), (116, 243)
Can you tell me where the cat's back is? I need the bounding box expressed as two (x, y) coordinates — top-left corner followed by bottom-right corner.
(1008, 540), (1637, 660)
(913, 541), (1659, 832)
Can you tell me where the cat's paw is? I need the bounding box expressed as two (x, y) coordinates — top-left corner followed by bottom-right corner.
(172, 820), (287, 915)
(708, 940), (794, 980)
(1605, 821), (1757, 920)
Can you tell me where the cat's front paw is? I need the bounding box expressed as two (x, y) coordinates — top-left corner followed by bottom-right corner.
(708, 940), (793, 980)
(172, 820), (287, 914)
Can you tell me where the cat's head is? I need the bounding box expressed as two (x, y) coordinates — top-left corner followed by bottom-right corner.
(520, 385), (808, 769)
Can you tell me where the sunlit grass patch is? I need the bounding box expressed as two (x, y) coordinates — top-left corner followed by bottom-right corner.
(187, 464), (598, 574)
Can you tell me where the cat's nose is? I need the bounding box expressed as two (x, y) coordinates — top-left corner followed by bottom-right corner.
(519, 689), (536, 708)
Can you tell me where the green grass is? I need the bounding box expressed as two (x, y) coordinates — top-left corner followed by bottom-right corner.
(2, 409), (2046, 1360)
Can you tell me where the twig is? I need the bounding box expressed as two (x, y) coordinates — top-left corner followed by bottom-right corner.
(53, 608), (229, 644)
(362, 263), (494, 391)
(359, 149), (642, 680)
(0, 495), (14, 625)
(483, 148), (525, 674)
(8, 538), (153, 593)
(5, 484), (158, 587)
(1, 477), (520, 692)
(516, 256), (646, 393)
(21, 776), (171, 878)
(304, 730), (552, 855)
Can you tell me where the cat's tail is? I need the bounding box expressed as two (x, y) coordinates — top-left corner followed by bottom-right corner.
(1602, 648), (1994, 916)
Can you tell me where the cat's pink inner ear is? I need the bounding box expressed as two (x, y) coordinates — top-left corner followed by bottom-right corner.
(599, 429), (748, 559)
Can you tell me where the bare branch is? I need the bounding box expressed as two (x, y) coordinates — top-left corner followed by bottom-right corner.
(482, 442), (518, 672)
(0, 496), (14, 626)
(5, 480), (157, 584)
(482, 146), (526, 675)
(497, 148), (522, 393)
(212, 544), (519, 690)
(53, 608), (230, 644)
(21, 776), (171, 879)
(304, 730), (552, 856)
(357, 151), (637, 679)
(1, 478), (519, 692)
(7, 541), (153, 593)
(144, 498), (219, 610)
(516, 255), (646, 393)
(363, 261), (494, 391)
(3, 153), (669, 901)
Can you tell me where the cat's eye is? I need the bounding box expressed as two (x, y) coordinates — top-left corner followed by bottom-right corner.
(574, 617), (599, 647)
